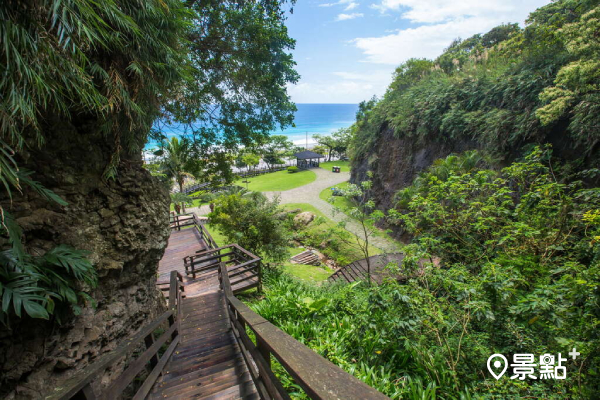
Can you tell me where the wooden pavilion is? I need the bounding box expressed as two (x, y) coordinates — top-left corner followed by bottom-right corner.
(294, 150), (325, 169)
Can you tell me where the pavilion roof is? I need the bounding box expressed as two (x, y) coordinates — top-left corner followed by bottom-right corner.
(293, 150), (325, 159)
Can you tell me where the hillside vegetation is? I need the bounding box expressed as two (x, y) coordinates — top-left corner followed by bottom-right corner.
(350, 0), (600, 168)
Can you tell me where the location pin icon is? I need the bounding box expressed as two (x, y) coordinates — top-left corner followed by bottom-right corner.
(487, 354), (508, 380)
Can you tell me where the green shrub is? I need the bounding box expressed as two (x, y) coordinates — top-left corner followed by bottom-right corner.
(210, 191), (289, 261)
(287, 166), (298, 173)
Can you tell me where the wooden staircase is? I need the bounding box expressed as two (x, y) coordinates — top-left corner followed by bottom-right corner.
(148, 292), (259, 399)
(48, 213), (389, 400)
(328, 253), (406, 284)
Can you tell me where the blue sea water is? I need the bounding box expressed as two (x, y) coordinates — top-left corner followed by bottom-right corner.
(148, 104), (358, 149)
(277, 103), (358, 145)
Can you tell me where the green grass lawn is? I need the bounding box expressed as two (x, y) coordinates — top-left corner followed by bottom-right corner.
(236, 169), (316, 192)
(202, 222), (228, 247)
(281, 263), (332, 282)
(319, 160), (350, 173)
(268, 246), (333, 283)
(319, 181), (353, 210)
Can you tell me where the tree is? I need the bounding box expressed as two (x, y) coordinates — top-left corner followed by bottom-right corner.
(331, 128), (352, 159)
(157, 137), (200, 193)
(158, 0), (300, 178)
(313, 129), (351, 161)
(242, 153), (260, 174)
(170, 193), (193, 214)
(329, 172), (385, 285)
(260, 135), (294, 169)
(209, 192), (289, 261)
(312, 144), (329, 157)
(313, 134), (336, 161)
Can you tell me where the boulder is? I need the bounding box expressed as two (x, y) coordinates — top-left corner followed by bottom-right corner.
(293, 211), (315, 227)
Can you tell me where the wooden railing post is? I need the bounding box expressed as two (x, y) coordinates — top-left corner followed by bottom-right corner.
(258, 262), (263, 294)
(169, 271), (178, 340)
(256, 336), (270, 369)
(76, 383), (97, 400)
(144, 333), (159, 368)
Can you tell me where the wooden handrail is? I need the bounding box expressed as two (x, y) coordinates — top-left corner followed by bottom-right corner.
(218, 263), (389, 400)
(185, 241), (262, 283)
(169, 212), (218, 249)
(47, 271), (184, 400)
(193, 214), (218, 249)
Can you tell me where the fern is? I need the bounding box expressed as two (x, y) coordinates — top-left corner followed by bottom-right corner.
(0, 246), (97, 325)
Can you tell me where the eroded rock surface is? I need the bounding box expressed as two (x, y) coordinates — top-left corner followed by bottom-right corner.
(0, 118), (170, 399)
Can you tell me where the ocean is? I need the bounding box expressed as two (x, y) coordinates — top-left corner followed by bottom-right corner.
(148, 104), (358, 149)
(276, 103), (358, 146)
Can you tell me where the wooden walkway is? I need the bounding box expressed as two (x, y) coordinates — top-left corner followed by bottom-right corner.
(49, 218), (390, 400)
(150, 228), (259, 399)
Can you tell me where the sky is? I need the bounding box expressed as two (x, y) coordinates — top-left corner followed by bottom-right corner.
(284, 0), (552, 103)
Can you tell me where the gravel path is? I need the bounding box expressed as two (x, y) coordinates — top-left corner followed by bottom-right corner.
(264, 168), (400, 253)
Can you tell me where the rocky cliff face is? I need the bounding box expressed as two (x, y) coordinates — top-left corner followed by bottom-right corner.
(350, 120), (597, 239)
(0, 117), (171, 399)
(351, 125), (481, 212)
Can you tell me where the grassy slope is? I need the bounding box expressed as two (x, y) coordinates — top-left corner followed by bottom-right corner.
(283, 202), (382, 265)
(236, 169), (316, 192)
(319, 160), (350, 172)
(319, 182), (403, 251)
(202, 222), (228, 247)
(277, 247), (333, 283)
(318, 181), (352, 209)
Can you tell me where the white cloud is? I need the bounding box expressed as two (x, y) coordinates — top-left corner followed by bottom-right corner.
(356, 0), (551, 65)
(337, 12), (364, 21)
(319, 0), (356, 7)
(345, 2), (359, 11)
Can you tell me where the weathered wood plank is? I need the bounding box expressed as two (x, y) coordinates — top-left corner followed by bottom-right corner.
(132, 335), (179, 400)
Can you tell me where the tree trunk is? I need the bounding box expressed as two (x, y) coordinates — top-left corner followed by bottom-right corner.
(0, 115), (170, 398)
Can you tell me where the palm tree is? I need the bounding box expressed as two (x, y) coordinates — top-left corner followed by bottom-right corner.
(159, 137), (198, 193)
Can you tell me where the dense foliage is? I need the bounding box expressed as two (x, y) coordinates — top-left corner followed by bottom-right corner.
(252, 149), (600, 398)
(210, 191), (289, 261)
(1, 0), (298, 321)
(349, 0), (600, 164)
